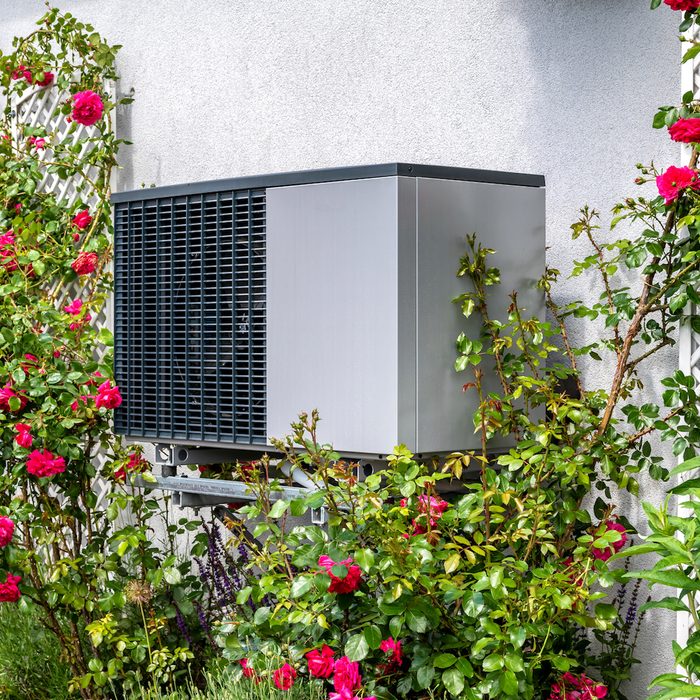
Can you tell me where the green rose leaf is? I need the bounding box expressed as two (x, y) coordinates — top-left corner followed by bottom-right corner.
(442, 668), (465, 697)
(433, 653), (457, 669)
(345, 633), (369, 662)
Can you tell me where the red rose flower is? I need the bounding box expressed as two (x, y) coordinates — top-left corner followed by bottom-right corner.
(70, 395), (90, 412)
(20, 354), (42, 374)
(379, 637), (402, 666)
(69, 313), (92, 331)
(0, 384), (27, 412)
(10, 65), (32, 82)
(306, 645), (335, 678)
(656, 165), (700, 204)
(95, 380), (123, 409)
(332, 657), (362, 695)
(591, 520), (627, 562)
(114, 452), (149, 482)
(71, 90), (104, 127)
(273, 663), (297, 691)
(14, 423), (32, 448)
(9, 65), (53, 86)
(0, 574), (21, 603)
(664, 0), (700, 10)
(26, 449), (66, 478)
(0, 517), (15, 547)
(33, 71), (54, 87)
(549, 672), (607, 699)
(318, 555), (363, 594)
(239, 658), (255, 679)
(71, 251), (98, 275)
(72, 209), (92, 230)
(669, 118), (700, 143)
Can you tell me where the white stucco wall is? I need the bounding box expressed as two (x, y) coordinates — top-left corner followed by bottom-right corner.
(1, 1), (683, 696)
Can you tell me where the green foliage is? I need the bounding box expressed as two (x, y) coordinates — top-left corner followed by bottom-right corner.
(213, 415), (633, 699)
(623, 457), (700, 699)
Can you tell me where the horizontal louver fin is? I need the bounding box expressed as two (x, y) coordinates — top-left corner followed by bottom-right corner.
(114, 189), (267, 445)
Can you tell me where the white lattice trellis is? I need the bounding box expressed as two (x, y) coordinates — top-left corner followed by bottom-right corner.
(11, 80), (115, 506)
(677, 34), (700, 653)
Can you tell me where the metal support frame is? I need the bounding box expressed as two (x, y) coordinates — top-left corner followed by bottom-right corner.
(135, 473), (317, 509)
(133, 443), (384, 511)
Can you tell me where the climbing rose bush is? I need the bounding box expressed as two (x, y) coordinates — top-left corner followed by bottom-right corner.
(0, 8), (207, 699)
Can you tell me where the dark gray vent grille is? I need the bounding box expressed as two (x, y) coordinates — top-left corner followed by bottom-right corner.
(114, 189), (267, 444)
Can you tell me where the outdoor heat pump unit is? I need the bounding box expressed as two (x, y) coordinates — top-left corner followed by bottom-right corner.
(112, 163), (545, 460)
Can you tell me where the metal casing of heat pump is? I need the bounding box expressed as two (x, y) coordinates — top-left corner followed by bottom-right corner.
(112, 163), (545, 458)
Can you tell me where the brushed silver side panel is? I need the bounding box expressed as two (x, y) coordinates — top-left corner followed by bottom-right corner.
(267, 177), (399, 455)
(415, 178), (545, 454)
(396, 177), (417, 451)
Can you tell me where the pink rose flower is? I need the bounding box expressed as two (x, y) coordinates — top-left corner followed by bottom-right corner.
(0, 574), (21, 603)
(26, 449), (66, 478)
(273, 663), (297, 691)
(14, 423), (32, 448)
(333, 657), (362, 695)
(664, 0), (700, 9)
(656, 166), (700, 205)
(95, 380), (122, 410)
(28, 136), (46, 150)
(0, 517), (15, 547)
(71, 251), (98, 275)
(669, 117), (700, 143)
(64, 298), (84, 316)
(306, 645), (335, 678)
(0, 231), (17, 272)
(330, 694), (376, 700)
(71, 90), (104, 127)
(318, 555), (363, 594)
(0, 384), (27, 412)
(592, 520), (627, 562)
(0, 232), (14, 251)
(72, 209), (92, 230)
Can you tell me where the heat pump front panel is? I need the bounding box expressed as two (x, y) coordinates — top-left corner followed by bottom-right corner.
(113, 190), (267, 444)
(266, 177), (403, 455)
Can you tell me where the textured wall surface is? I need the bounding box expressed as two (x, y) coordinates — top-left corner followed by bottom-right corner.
(0, 0), (683, 694)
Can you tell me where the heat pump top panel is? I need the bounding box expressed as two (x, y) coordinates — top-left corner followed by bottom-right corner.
(112, 163), (545, 457)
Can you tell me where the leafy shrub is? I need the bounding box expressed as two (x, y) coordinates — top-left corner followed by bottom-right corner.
(213, 414), (635, 700)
